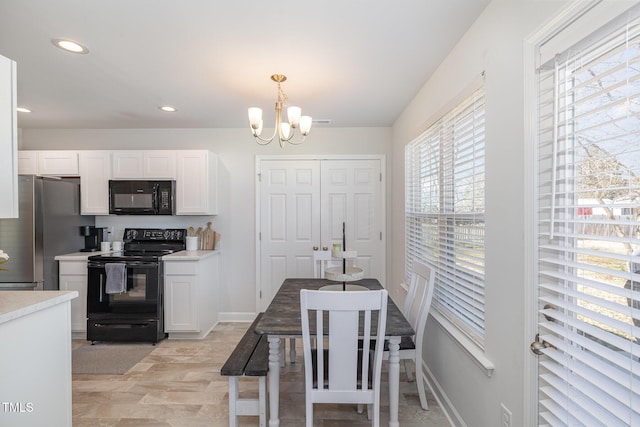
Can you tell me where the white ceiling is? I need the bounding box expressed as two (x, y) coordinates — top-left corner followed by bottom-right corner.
(0, 0), (489, 130)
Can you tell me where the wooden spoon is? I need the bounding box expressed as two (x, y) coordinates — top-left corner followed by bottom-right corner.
(195, 226), (203, 236)
(188, 226), (194, 236)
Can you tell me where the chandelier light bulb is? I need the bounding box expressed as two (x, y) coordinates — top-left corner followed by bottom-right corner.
(248, 107), (263, 129)
(287, 106), (302, 127)
(248, 74), (312, 147)
(299, 116), (312, 135)
(280, 122), (291, 140)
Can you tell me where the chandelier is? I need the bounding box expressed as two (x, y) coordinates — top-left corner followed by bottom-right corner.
(248, 74), (312, 148)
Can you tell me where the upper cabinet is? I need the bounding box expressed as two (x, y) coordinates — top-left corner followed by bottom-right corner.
(0, 54), (18, 218)
(18, 150), (79, 176)
(176, 150), (218, 215)
(16, 149), (217, 216)
(112, 150), (176, 179)
(79, 151), (111, 215)
(36, 151), (79, 175)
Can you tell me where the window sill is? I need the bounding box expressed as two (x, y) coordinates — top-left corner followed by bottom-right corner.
(430, 310), (495, 377)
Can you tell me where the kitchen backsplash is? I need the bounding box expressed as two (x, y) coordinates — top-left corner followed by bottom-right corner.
(96, 215), (218, 247)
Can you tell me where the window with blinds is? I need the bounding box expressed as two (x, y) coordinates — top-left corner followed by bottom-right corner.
(405, 83), (486, 346)
(536, 10), (640, 426)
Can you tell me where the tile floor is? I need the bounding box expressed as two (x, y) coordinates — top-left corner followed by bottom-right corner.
(72, 322), (450, 426)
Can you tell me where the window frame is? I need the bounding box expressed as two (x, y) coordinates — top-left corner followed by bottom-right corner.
(405, 76), (487, 349)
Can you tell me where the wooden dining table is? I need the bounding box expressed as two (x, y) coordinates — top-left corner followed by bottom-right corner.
(254, 278), (415, 427)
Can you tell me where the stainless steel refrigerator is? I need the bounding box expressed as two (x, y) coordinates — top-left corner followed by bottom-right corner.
(0, 175), (95, 290)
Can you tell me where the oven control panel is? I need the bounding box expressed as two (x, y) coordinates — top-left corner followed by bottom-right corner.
(123, 228), (186, 242)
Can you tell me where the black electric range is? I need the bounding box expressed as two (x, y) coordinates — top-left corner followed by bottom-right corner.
(86, 228), (186, 344)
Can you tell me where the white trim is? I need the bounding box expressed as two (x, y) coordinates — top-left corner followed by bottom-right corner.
(430, 311), (495, 377)
(523, 1), (640, 424)
(424, 359), (466, 427)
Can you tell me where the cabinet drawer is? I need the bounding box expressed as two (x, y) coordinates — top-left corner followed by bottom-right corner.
(165, 261), (198, 275)
(59, 261), (87, 275)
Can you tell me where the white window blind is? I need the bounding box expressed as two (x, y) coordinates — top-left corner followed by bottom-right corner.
(405, 83), (486, 346)
(536, 9), (640, 426)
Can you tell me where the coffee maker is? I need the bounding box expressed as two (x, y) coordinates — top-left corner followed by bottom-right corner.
(80, 226), (108, 252)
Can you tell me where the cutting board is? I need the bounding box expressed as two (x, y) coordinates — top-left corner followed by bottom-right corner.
(201, 222), (215, 250)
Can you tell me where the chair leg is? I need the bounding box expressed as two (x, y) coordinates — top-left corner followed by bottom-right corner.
(404, 358), (415, 382)
(357, 404), (364, 414)
(280, 341), (286, 367)
(289, 338), (296, 363)
(306, 399), (313, 427)
(416, 362), (429, 410)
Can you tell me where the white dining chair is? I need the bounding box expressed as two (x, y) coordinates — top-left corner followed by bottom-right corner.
(389, 259), (435, 410)
(300, 288), (388, 427)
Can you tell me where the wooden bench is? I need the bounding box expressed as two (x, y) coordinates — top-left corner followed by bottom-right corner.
(221, 313), (269, 427)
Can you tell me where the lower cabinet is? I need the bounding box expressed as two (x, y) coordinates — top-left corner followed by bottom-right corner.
(58, 260), (88, 337)
(164, 253), (219, 339)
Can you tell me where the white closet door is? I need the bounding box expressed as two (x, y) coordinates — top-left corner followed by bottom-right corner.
(259, 160), (320, 310)
(321, 159), (383, 282)
(258, 157), (384, 310)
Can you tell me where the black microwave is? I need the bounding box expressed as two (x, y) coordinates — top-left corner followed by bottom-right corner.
(109, 180), (175, 215)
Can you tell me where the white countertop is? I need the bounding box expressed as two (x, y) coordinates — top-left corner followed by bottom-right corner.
(0, 291), (78, 325)
(54, 250), (114, 261)
(55, 249), (219, 262)
(163, 250), (220, 261)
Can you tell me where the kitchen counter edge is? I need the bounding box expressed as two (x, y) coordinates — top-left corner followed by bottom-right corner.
(54, 251), (115, 261)
(163, 250), (220, 261)
(0, 291), (78, 325)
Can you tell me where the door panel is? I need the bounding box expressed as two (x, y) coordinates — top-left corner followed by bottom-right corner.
(259, 158), (384, 310)
(321, 160), (383, 281)
(259, 160), (320, 309)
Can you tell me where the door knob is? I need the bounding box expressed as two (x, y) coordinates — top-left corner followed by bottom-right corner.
(322, 246), (328, 251)
(313, 246), (318, 251)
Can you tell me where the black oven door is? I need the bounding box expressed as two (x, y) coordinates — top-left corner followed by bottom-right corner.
(86, 259), (165, 343)
(87, 260), (161, 315)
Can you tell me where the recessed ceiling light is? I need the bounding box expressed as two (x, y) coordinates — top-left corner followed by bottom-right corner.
(51, 38), (89, 54)
(16, 107), (31, 113)
(159, 106), (177, 112)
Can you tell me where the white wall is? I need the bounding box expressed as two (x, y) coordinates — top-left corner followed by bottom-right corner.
(390, 0), (568, 426)
(20, 127), (392, 318)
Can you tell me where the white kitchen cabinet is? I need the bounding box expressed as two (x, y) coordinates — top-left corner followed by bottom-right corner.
(36, 150), (79, 176)
(164, 252), (219, 338)
(111, 151), (143, 178)
(58, 260), (88, 337)
(0, 54), (18, 218)
(112, 150), (176, 179)
(79, 150), (111, 215)
(176, 150), (218, 215)
(18, 151), (37, 174)
(143, 150), (176, 178)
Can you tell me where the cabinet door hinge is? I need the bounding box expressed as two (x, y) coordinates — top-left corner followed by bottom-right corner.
(257, 172), (262, 182)
(380, 231), (382, 240)
(259, 232), (261, 241)
(380, 172), (382, 182)
(259, 290), (262, 298)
